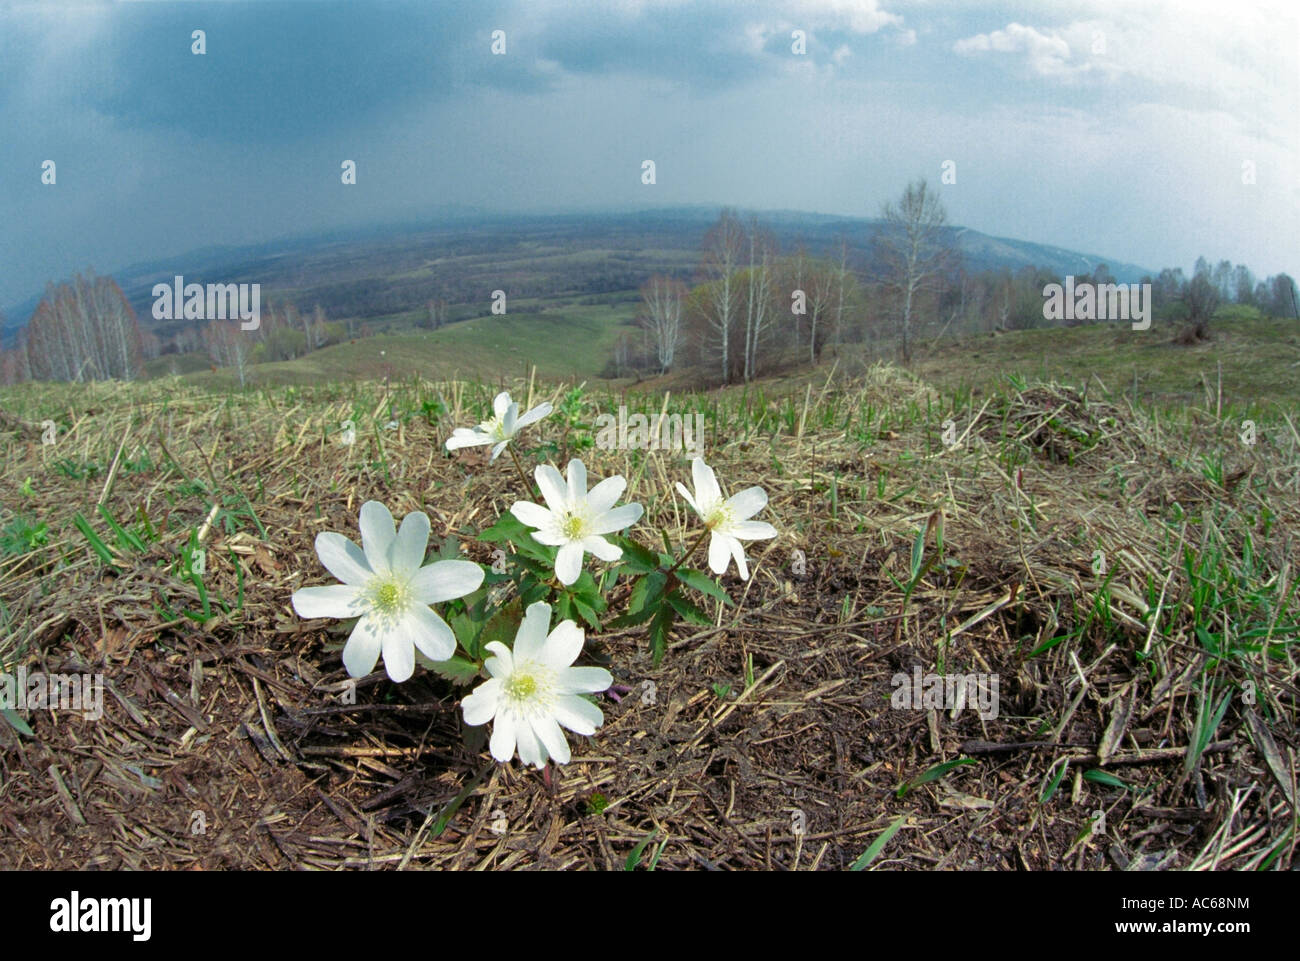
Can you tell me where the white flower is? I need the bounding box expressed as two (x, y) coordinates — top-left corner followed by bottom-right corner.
(510, 459), (643, 585)
(291, 501), (484, 683)
(676, 457), (777, 580)
(461, 601), (612, 768)
(445, 391), (552, 461)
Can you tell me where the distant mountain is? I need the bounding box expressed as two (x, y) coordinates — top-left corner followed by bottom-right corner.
(1, 207), (1152, 339)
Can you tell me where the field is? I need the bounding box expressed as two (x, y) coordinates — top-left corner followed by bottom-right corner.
(152, 301), (638, 387)
(1, 319), (1298, 870)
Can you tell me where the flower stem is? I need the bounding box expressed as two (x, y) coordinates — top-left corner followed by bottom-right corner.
(507, 446), (532, 494)
(665, 528), (709, 578)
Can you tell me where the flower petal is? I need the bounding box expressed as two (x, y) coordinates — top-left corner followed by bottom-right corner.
(382, 632), (415, 683)
(493, 392), (511, 421)
(510, 501), (554, 531)
(560, 666), (613, 694)
(730, 536), (751, 581)
(553, 693), (603, 735)
(315, 532), (372, 586)
(489, 711), (518, 763)
(515, 402), (552, 429)
(406, 606), (457, 662)
(513, 601), (552, 662)
(484, 641), (514, 678)
(586, 475), (627, 515)
(292, 584), (362, 620)
(731, 520), (777, 540)
(555, 542), (584, 585)
(501, 403), (518, 438)
(692, 458), (722, 509)
(675, 482), (700, 516)
(582, 535), (622, 562)
(566, 459), (587, 500)
(708, 531), (732, 575)
(490, 440), (509, 461)
(342, 615), (383, 678)
(445, 428), (491, 450)
(535, 464), (569, 513)
(528, 528), (569, 547)
(514, 712), (545, 767)
(409, 559), (484, 604)
(359, 501), (396, 574)
(541, 619), (585, 670)
(531, 715), (571, 765)
(391, 510), (430, 573)
(589, 502), (643, 535)
(726, 486), (769, 521)
(461, 678), (502, 726)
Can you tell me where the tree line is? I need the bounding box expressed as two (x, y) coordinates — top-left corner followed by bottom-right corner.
(0, 273), (349, 386)
(613, 180), (1298, 383)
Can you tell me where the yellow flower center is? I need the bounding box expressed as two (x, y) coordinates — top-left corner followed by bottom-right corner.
(505, 673), (538, 700)
(369, 578), (408, 617)
(704, 503), (734, 531)
(561, 512), (586, 540)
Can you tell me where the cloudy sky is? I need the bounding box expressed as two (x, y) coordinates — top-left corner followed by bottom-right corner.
(2, 0), (1296, 310)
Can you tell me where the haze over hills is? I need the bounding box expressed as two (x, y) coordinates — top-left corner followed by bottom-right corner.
(1, 208), (1153, 339)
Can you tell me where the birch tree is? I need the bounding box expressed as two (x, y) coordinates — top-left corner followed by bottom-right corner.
(203, 320), (250, 386)
(742, 217), (776, 382)
(874, 179), (953, 362)
(24, 271), (143, 382)
(700, 208), (744, 383)
(639, 275), (685, 373)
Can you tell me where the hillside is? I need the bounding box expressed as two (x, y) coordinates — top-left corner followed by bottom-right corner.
(1, 337), (1295, 870)
(2, 208), (1153, 339)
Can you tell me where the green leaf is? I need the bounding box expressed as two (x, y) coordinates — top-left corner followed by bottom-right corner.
(1, 707), (33, 737)
(72, 512), (118, 570)
(628, 571), (668, 615)
(649, 603), (676, 666)
(624, 830), (659, 871)
(424, 655), (481, 686)
(478, 513), (530, 544)
(478, 515), (553, 562)
(850, 814), (907, 870)
(1028, 633), (1070, 658)
(896, 758), (977, 798)
(571, 597), (602, 631)
(607, 599), (661, 629)
(568, 570), (604, 609)
(667, 591), (712, 627)
(910, 527), (926, 580)
(475, 600), (520, 660)
(617, 537), (661, 574)
(1082, 768), (1129, 790)
(676, 567), (734, 607)
(1040, 759), (1070, 803)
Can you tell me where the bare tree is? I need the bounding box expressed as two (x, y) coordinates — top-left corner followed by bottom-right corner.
(203, 320), (251, 386)
(742, 217), (776, 382)
(874, 179), (954, 362)
(422, 297), (449, 330)
(700, 208), (745, 383)
(1179, 256), (1219, 343)
(639, 275), (685, 373)
(25, 271), (143, 382)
